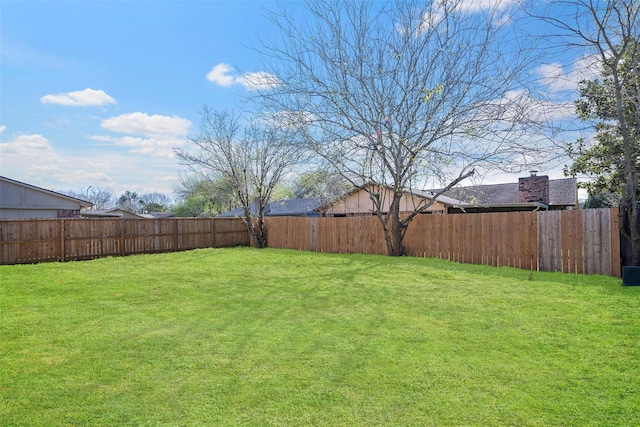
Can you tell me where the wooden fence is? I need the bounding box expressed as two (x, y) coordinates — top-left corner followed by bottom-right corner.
(0, 218), (249, 264)
(266, 208), (621, 277)
(1, 210), (622, 277)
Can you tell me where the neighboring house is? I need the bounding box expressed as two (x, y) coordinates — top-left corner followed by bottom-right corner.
(0, 175), (92, 219)
(216, 174), (578, 218)
(217, 188), (459, 218)
(81, 208), (146, 219)
(321, 183), (462, 217)
(217, 198), (323, 218)
(217, 185), (462, 218)
(435, 173), (578, 213)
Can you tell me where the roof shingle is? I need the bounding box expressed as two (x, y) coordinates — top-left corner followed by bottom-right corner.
(433, 177), (577, 207)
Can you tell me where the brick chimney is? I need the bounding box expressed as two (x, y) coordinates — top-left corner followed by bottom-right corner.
(518, 171), (549, 205)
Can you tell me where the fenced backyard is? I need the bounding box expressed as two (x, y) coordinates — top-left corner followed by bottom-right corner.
(0, 217), (249, 264)
(0, 208), (621, 277)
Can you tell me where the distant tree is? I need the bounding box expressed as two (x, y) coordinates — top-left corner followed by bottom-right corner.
(258, 0), (545, 256)
(565, 38), (640, 201)
(139, 192), (173, 212)
(584, 192), (621, 209)
(539, 0), (640, 264)
(62, 186), (114, 210)
(175, 108), (301, 248)
(270, 183), (294, 201)
(291, 169), (352, 215)
(171, 195), (213, 217)
(117, 191), (144, 213)
(172, 176), (237, 217)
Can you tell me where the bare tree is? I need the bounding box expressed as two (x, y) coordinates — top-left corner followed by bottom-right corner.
(173, 175), (238, 217)
(257, 0), (546, 255)
(117, 191), (144, 213)
(532, 0), (640, 265)
(63, 186), (114, 210)
(139, 192), (173, 212)
(175, 107), (301, 248)
(291, 167), (352, 216)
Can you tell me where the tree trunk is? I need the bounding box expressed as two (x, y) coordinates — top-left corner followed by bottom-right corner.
(626, 202), (640, 266)
(381, 194), (405, 256)
(242, 215), (268, 249)
(255, 216), (268, 249)
(620, 198), (640, 266)
(623, 163), (640, 267)
(390, 211), (405, 256)
(612, 62), (639, 266)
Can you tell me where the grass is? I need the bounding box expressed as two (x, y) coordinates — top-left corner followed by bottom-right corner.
(1, 247), (639, 426)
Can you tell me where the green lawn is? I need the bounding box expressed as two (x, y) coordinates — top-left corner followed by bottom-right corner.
(1, 247), (638, 426)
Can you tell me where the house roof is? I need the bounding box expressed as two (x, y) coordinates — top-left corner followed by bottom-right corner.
(408, 188), (465, 206)
(217, 178), (577, 218)
(266, 198), (323, 216)
(0, 175), (93, 207)
(217, 197), (323, 218)
(448, 202), (549, 213)
(318, 183), (464, 210)
(432, 177), (578, 207)
(139, 212), (174, 219)
(81, 208), (145, 218)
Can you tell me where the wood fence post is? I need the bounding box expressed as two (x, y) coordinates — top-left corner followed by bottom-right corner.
(310, 217), (317, 252)
(60, 219), (65, 262)
(154, 220), (160, 252)
(211, 218), (218, 248)
(610, 207), (622, 278)
(174, 219), (179, 252)
(121, 219), (126, 257)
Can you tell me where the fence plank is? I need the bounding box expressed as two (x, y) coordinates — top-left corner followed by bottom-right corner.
(600, 209), (612, 276)
(610, 208), (621, 278)
(583, 210), (598, 275)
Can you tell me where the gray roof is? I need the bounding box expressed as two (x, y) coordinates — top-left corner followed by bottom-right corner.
(408, 188), (464, 206)
(432, 177), (578, 207)
(139, 212), (174, 219)
(81, 208), (145, 218)
(217, 198), (323, 218)
(266, 198), (323, 216)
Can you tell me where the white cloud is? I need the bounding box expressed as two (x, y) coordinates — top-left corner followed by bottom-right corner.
(40, 88), (116, 107)
(54, 170), (117, 187)
(206, 63), (237, 87)
(457, 0), (516, 12)
(265, 110), (316, 129)
(0, 134), (61, 161)
(88, 135), (113, 142)
(111, 135), (184, 158)
(490, 90), (576, 122)
(418, 0), (515, 34)
(206, 62), (280, 90)
(0, 125), (6, 133)
(98, 112), (192, 158)
(30, 164), (62, 173)
(0, 133), (182, 196)
(237, 71), (281, 90)
(537, 63), (566, 91)
(101, 112), (191, 137)
(537, 55), (601, 94)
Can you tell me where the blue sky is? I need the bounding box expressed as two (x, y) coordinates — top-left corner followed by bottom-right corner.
(1, 0), (593, 198)
(1, 0), (289, 196)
